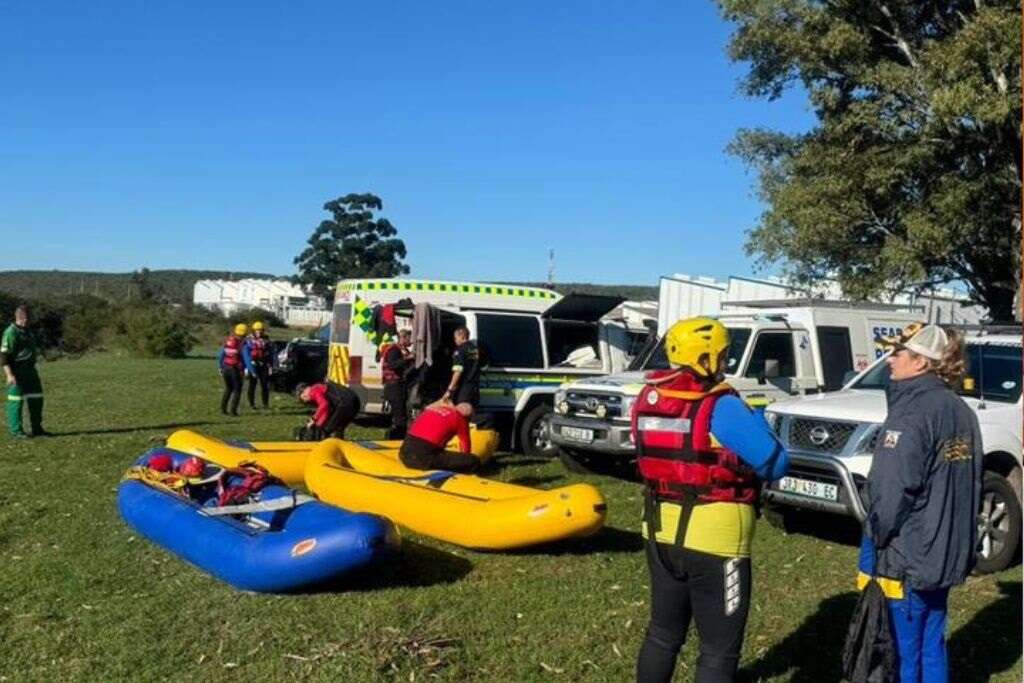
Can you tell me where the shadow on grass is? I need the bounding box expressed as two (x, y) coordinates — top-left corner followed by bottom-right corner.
(772, 509), (863, 547)
(308, 540), (473, 593)
(948, 581), (1022, 682)
(49, 421), (223, 437)
(480, 457), (558, 475)
(738, 591), (858, 682)
(507, 525), (644, 557)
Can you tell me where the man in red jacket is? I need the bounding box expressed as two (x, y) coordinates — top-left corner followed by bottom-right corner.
(398, 400), (479, 472)
(295, 382), (360, 439)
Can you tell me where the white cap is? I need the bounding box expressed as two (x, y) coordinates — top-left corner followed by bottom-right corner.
(902, 324), (949, 360)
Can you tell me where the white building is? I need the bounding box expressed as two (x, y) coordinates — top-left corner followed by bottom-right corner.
(193, 279), (329, 328)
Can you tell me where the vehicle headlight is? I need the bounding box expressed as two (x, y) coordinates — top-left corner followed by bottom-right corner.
(556, 400), (570, 415)
(554, 390), (567, 405)
(620, 396), (636, 419)
(764, 411), (779, 430)
(595, 404), (608, 419)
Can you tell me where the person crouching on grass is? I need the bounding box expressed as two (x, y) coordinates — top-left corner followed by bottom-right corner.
(398, 399), (479, 472)
(294, 381), (360, 440)
(859, 323), (982, 683)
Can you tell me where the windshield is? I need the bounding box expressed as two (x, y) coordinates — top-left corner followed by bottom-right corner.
(851, 343), (1022, 402)
(641, 327), (752, 374)
(852, 356), (892, 390)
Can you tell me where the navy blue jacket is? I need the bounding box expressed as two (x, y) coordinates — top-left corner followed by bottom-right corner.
(866, 373), (982, 590)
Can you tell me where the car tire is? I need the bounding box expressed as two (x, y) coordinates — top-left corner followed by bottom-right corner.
(975, 470), (1022, 575)
(519, 404), (559, 459)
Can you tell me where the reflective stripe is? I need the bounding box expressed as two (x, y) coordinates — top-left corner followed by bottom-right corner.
(21, 393), (43, 399)
(856, 571), (904, 600)
(637, 416), (691, 433)
(6, 395), (21, 401)
(451, 364), (464, 372)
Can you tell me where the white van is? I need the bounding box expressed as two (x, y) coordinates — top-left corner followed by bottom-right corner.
(548, 300), (923, 471)
(327, 278), (648, 454)
(763, 329), (1022, 574)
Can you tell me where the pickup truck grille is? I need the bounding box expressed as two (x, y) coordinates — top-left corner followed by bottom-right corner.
(565, 392), (623, 419)
(788, 419), (857, 454)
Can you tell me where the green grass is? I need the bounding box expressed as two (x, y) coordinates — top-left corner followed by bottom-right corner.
(1, 353), (1020, 682)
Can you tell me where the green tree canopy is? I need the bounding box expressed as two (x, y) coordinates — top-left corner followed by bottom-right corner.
(720, 0), (1021, 320)
(293, 193), (410, 302)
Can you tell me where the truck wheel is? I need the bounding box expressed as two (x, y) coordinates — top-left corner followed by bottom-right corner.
(975, 471), (1022, 575)
(519, 404), (558, 459)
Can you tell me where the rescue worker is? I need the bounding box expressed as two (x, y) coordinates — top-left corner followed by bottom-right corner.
(243, 321), (275, 410)
(632, 317), (789, 683)
(443, 326), (479, 411)
(381, 329), (414, 439)
(398, 399), (479, 472)
(2, 304), (49, 438)
(217, 323), (247, 416)
(294, 381), (360, 439)
(858, 324), (981, 683)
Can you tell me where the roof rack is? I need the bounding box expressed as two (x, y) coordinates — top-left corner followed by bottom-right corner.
(721, 298), (923, 312)
(952, 323), (1022, 335)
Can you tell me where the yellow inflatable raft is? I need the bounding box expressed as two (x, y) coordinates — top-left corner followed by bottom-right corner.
(166, 430), (311, 486)
(166, 427), (501, 487)
(305, 439), (606, 550)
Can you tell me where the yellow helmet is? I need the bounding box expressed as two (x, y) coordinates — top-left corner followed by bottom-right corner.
(251, 321), (265, 331)
(233, 323), (248, 336)
(664, 317), (730, 378)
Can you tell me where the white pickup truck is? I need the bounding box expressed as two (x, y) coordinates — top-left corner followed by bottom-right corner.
(548, 301), (922, 472)
(762, 330), (1022, 574)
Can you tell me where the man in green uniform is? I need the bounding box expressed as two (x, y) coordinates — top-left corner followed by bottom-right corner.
(2, 305), (48, 438)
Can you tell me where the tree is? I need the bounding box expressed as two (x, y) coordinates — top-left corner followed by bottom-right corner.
(719, 0), (1021, 320)
(130, 267), (161, 302)
(293, 193), (410, 302)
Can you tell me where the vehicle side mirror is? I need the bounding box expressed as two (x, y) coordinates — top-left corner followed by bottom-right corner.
(763, 359), (780, 380)
(843, 370), (858, 386)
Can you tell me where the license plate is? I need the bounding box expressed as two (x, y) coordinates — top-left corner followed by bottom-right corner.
(560, 426), (594, 443)
(777, 477), (838, 501)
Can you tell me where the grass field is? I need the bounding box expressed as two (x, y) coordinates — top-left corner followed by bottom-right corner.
(1, 353), (1020, 682)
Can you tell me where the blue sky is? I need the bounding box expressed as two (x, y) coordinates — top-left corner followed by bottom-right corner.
(0, 2), (814, 286)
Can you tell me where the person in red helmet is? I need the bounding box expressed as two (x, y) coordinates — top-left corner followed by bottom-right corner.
(398, 400), (479, 472)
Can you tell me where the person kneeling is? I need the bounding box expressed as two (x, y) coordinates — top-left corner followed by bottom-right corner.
(294, 382), (360, 440)
(399, 400), (479, 472)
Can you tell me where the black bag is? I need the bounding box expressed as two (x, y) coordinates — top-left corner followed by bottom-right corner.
(842, 579), (897, 682)
(293, 425), (325, 442)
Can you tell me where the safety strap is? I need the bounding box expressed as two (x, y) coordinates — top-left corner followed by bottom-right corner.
(856, 571), (904, 600)
(639, 457), (751, 491)
(381, 470), (457, 487)
(201, 492), (315, 516)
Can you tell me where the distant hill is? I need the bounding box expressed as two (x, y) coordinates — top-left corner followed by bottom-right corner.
(0, 269), (279, 304)
(0, 270), (659, 305)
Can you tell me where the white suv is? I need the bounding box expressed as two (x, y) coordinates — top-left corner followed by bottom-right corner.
(762, 331), (1022, 574)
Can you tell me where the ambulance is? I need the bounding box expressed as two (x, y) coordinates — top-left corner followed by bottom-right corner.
(327, 278), (650, 453)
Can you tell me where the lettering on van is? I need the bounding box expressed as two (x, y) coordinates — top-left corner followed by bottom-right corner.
(872, 325), (904, 358)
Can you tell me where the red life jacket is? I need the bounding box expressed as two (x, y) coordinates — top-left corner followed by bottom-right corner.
(248, 335), (269, 362)
(380, 343), (401, 383)
(632, 370), (758, 505)
(408, 405), (470, 452)
(223, 336), (243, 368)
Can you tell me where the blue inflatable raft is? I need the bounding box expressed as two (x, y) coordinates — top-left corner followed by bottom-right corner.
(118, 448), (399, 592)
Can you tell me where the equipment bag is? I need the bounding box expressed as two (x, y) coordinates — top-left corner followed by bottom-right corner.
(842, 578), (897, 683)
